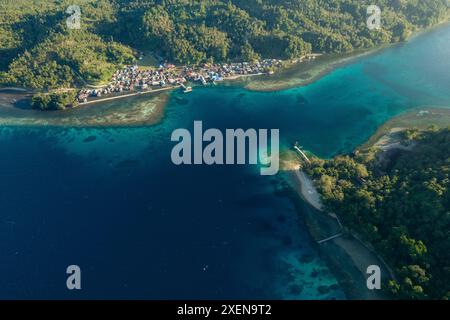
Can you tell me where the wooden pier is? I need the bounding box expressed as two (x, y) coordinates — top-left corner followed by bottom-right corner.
(293, 144), (311, 163)
(79, 85), (180, 106)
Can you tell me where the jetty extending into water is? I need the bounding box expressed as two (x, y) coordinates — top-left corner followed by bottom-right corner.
(293, 143), (311, 163)
(79, 85), (180, 106)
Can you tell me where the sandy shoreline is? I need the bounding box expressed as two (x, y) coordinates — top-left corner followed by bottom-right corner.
(285, 166), (391, 299)
(284, 107), (450, 299)
(285, 105), (450, 299)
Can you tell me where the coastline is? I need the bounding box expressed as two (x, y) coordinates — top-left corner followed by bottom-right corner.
(242, 19), (450, 93)
(284, 166), (391, 300)
(0, 72), (268, 127)
(0, 51), (370, 127)
(242, 47), (387, 92)
(358, 106), (450, 150)
(0, 20), (449, 128)
(0, 90), (170, 127)
(285, 106), (450, 299)
(78, 85), (180, 107)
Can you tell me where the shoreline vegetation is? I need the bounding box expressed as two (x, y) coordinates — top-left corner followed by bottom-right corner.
(285, 108), (450, 299)
(0, 51), (359, 127)
(1, 19), (449, 127)
(243, 19), (450, 92)
(0, 1), (449, 300)
(0, 89), (170, 127)
(242, 48), (385, 92)
(359, 107), (450, 150)
(1, 0), (448, 117)
(281, 158), (391, 299)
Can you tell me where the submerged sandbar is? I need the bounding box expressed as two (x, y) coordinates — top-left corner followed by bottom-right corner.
(0, 90), (169, 127)
(240, 48), (386, 92)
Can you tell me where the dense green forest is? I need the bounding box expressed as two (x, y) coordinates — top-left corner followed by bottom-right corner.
(31, 90), (79, 110)
(0, 0), (449, 90)
(305, 128), (450, 299)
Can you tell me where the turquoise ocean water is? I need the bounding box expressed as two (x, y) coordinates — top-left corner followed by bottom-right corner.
(0, 24), (449, 299)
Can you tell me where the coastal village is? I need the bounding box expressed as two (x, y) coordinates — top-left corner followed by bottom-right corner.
(77, 59), (286, 104)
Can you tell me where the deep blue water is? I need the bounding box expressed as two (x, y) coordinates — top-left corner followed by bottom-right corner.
(0, 24), (449, 299)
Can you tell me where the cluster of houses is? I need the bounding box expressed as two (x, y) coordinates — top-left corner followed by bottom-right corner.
(77, 59), (283, 103)
(184, 59), (283, 84)
(77, 64), (186, 103)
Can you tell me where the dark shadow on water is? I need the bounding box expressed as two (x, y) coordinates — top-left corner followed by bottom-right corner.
(83, 135), (97, 143)
(174, 96), (189, 105)
(296, 94), (309, 105)
(13, 97), (33, 110)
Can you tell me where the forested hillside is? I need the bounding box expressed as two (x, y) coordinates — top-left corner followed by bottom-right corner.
(306, 128), (450, 299)
(0, 0), (449, 89)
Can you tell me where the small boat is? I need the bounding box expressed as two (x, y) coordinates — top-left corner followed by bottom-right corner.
(183, 86), (193, 93)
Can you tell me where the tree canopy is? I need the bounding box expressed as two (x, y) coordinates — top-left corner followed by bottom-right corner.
(306, 128), (450, 299)
(1, 0), (448, 89)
